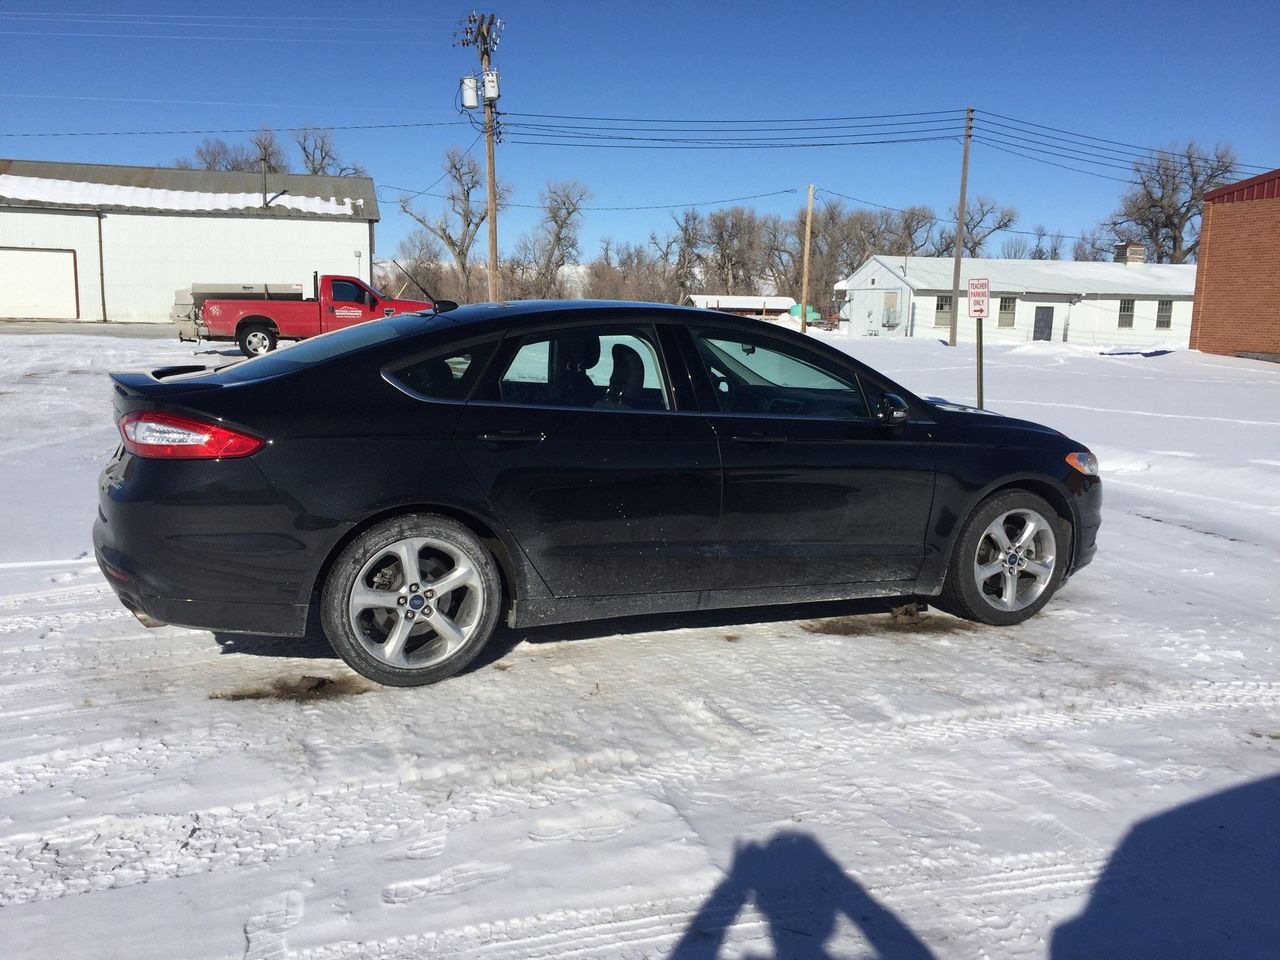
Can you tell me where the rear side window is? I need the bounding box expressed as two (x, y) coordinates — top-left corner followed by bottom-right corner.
(386, 342), (496, 401)
(496, 326), (671, 411)
(208, 313), (444, 384)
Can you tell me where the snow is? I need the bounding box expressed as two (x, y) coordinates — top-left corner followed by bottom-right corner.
(2, 330), (1279, 959)
(0, 173), (363, 217)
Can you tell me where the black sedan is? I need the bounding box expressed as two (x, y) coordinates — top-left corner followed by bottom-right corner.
(94, 301), (1101, 686)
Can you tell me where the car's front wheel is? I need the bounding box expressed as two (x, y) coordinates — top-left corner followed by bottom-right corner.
(938, 489), (1071, 626)
(320, 514), (502, 686)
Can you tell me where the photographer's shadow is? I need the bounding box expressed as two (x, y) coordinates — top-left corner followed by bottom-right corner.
(670, 831), (936, 960)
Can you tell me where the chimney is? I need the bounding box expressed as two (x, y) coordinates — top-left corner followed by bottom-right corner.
(1113, 241), (1146, 265)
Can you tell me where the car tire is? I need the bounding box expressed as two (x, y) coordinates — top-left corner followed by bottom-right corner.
(937, 489), (1072, 626)
(237, 323), (277, 357)
(320, 514), (502, 686)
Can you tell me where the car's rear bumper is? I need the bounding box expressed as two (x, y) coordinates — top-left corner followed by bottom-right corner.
(92, 451), (336, 638)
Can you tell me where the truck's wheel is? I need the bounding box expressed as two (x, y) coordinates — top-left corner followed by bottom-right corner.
(237, 323), (277, 357)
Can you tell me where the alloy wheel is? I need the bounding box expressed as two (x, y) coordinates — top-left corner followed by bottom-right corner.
(972, 508), (1057, 613)
(347, 536), (486, 668)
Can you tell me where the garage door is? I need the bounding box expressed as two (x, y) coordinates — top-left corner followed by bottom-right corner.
(0, 248), (79, 319)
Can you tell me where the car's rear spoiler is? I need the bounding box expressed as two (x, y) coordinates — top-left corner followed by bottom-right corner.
(108, 368), (224, 397)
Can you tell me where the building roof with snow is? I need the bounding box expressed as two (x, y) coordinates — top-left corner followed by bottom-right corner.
(836, 256), (1196, 299)
(685, 294), (798, 312)
(0, 157), (379, 221)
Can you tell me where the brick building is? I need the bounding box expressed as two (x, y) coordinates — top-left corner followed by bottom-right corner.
(1189, 168), (1280, 359)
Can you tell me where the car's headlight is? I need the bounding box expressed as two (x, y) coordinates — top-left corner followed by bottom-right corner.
(1066, 451), (1099, 476)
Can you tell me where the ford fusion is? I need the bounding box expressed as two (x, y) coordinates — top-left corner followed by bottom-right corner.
(94, 302), (1101, 686)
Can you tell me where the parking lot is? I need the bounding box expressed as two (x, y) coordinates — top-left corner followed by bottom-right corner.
(2, 330), (1279, 959)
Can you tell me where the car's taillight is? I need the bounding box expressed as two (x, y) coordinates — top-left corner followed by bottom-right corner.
(119, 411), (264, 459)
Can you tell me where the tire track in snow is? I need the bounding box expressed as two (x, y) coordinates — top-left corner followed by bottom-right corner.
(3, 678), (1278, 908)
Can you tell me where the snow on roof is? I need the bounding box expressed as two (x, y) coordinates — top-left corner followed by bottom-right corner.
(686, 294), (797, 311)
(0, 158), (379, 220)
(836, 256), (1196, 298)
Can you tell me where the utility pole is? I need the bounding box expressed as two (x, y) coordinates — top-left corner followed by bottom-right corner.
(799, 183), (815, 334)
(459, 12), (503, 302)
(948, 106), (974, 347)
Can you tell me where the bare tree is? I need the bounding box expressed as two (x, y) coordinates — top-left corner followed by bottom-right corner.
(650, 209), (706, 300)
(934, 197), (1017, 256)
(1071, 225), (1113, 262)
(506, 180), (591, 299)
(702, 206), (766, 295)
(1000, 235), (1033, 259)
(176, 129), (290, 172)
(295, 128), (367, 177)
(400, 148), (506, 302)
(392, 229), (459, 300)
(1106, 141), (1237, 263)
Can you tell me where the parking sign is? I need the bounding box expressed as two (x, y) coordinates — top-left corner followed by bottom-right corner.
(968, 278), (989, 318)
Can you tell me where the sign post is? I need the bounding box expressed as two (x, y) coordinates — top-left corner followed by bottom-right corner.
(968, 278), (989, 409)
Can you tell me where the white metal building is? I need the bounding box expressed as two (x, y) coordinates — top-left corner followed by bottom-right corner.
(835, 245), (1197, 347)
(0, 158), (380, 323)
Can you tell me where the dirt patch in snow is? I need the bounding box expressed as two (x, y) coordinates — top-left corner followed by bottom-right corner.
(209, 674), (373, 702)
(800, 612), (979, 638)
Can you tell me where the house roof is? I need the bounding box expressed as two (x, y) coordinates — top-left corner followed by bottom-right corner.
(836, 256), (1196, 298)
(1204, 167), (1280, 204)
(685, 294), (797, 311)
(0, 157), (379, 220)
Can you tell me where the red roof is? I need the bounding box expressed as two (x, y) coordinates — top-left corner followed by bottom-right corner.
(1205, 168), (1280, 204)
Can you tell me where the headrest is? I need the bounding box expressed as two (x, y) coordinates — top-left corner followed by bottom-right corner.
(559, 332), (601, 370)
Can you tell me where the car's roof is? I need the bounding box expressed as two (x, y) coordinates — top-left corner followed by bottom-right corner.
(429, 299), (710, 328)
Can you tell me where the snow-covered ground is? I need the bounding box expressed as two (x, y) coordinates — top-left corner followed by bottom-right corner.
(2, 330), (1279, 959)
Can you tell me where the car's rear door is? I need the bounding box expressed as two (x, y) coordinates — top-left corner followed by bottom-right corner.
(678, 323), (936, 590)
(454, 317), (721, 598)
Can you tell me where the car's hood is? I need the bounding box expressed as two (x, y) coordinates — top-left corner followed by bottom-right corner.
(927, 396), (1068, 442)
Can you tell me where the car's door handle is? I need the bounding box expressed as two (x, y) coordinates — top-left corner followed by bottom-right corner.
(476, 430), (547, 444)
(732, 432), (788, 443)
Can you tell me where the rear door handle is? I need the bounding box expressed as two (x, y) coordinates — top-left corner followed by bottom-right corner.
(732, 432), (788, 443)
(477, 430), (546, 444)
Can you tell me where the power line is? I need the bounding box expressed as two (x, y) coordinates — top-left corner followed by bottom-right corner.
(499, 124), (966, 146)
(0, 11), (457, 22)
(502, 108), (966, 124)
(974, 137), (1139, 185)
(978, 109), (1275, 173)
(0, 29), (424, 44)
(381, 185), (800, 212)
(0, 92), (420, 113)
(0, 120), (466, 139)
(392, 133), (486, 201)
(973, 131), (1146, 174)
(503, 135), (962, 151)
(501, 116), (966, 135)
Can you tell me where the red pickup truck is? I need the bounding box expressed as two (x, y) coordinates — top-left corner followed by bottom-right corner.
(180, 274), (432, 356)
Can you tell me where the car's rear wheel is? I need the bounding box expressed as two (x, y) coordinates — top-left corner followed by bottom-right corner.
(237, 322), (277, 357)
(320, 515), (501, 686)
(937, 489), (1071, 626)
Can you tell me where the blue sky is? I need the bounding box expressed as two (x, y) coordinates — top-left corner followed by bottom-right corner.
(3, 0), (1277, 262)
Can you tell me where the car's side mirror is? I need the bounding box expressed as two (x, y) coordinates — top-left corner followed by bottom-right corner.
(877, 393), (910, 426)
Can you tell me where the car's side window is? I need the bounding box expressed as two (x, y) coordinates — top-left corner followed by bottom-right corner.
(386, 342), (496, 401)
(691, 328), (870, 419)
(331, 280), (366, 305)
(497, 326), (671, 411)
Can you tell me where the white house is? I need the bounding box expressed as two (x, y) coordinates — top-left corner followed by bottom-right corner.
(685, 294), (797, 318)
(834, 244), (1197, 347)
(0, 158), (380, 323)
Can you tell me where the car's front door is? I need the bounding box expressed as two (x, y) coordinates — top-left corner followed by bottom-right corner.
(682, 325), (936, 590)
(455, 321), (721, 598)
(326, 278), (378, 331)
